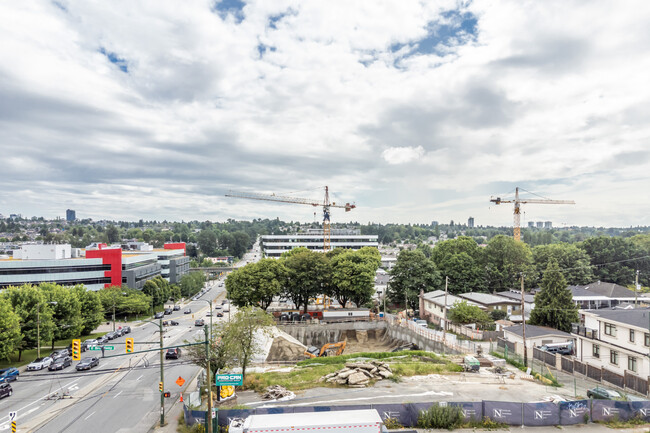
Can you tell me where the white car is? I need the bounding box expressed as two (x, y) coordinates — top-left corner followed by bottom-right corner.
(27, 357), (53, 371)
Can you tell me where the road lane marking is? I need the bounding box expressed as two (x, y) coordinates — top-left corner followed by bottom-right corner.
(0, 378), (78, 423)
(113, 390), (123, 399)
(84, 411), (96, 420)
(136, 374), (143, 381)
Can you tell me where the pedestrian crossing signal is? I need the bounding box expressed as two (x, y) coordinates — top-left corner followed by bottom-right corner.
(125, 338), (134, 353)
(72, 339), (81, 361)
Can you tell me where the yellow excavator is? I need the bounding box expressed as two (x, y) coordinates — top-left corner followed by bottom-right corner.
(304, 341), (347, 358)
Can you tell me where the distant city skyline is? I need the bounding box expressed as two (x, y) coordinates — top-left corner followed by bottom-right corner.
(1, 2), (649, 227)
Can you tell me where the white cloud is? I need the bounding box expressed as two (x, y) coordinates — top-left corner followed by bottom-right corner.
(382, 146), (425, 165)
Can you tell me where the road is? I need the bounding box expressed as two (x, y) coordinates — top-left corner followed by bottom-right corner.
(0, 279), (230, 433)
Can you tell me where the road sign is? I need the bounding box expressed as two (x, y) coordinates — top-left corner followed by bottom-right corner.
(88, 346), (101, 351)
(215, 374), (242, 386)
(175, 376), (185, 387)
(103, 346), (115, 350)
(8, 411), (16, 421)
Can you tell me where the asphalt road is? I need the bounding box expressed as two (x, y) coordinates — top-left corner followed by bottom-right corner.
(0, 280), (230, 433)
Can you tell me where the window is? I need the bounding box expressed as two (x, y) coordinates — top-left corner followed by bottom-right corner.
(593, 344), (600, 358)
(630, 329), (635, 343)
(628, 356), (637, 372)
(604, 323), (617, 337)
(645, 333), (650, 347)
(610, 350), (619, 365)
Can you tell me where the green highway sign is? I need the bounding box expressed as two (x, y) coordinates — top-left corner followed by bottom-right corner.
(89, 346), (101, 351)
(215, 374), (242, 386)
(103, 346), (115, 350)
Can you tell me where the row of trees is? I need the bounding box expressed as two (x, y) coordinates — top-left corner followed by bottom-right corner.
(390, 234), (650, 309)
(226, 247), (381, 312)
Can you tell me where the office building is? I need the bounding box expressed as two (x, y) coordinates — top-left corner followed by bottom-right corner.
(528, 221), (535, 228)
(467, 217), (474, 228)
(536, 222), (544, 228)
(544, 221), (552, 229)
(261, 229), (378, 258)
(66, 209), (76, 222)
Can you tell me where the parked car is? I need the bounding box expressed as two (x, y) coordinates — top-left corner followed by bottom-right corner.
(27, 357), (53, 371)
(587, 386), (622, 400)
(163, 320), (179, 326)
(415, 319), (428, 328)
(216, 312), (223, 317)
(105, 331), (118, 340)
(173, 305), (181, 311)
(84, 339), (99, 346)
(48, 356), (72, 371)
(76, 357), (100, 371)
(184, 309), (192, 314)
(164, 309), (173, 315)
(0, 383), (12, 399)
(122, 326), (131, 334)
(67, 342), (88, 353)
(154, 312), (165, 319)
(114, 328), (125, 337)
(50, 349), (70, 360)
(96, 336), (109, 345)
(194, 319), (205, 326)
(206, 311), (213, 317)
(0, 368), (19, 383)
(165, 348), (181, 359)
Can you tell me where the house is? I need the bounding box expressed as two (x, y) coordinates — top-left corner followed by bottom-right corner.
(419, 290), (483, 326)
(458, 292), (522, 318)
(569, 281), (645, 309)
(572, 308), (650, 378)
(503, 324), (574, 357)
(495, 290), (536, 322)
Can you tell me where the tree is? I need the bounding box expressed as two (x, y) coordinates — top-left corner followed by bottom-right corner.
(490, 309), (508, 321)
(71, 285), (104, 335)
(431, 237), (486, 293)
(106, 224), (120, 243)
(40, 283), (83, 350)
(330, 249), (379, 308)
(283, 248), (329, 313)
(484, 235), (535, 291)
(532, 243), (594, 285)
(197, 229), (217, 256)
(529, 260), (578, 332)
(579, 236), (642, 286)
(231, 231), (251, 258)
(184, 322), (236, 374)
(179, 272), (205, 298)
(226, 259), (287, 310)
(1, 285), (55, 361)
(447, 300), (491, 326)
(388, 250), (441, 310)
(0, 296), (21, 361)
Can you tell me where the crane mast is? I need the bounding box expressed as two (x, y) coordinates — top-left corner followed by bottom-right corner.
(225, 186), (355, 251)
(490, 187), (575, 241)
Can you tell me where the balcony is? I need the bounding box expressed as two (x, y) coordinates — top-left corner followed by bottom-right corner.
(572, 324), (598, 339)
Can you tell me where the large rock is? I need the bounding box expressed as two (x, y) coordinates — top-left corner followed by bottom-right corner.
(378, 370), (393, 378)
(338, 369), (356, 379)
(347, 372), (369, 385)
(345, 362), (375, 370)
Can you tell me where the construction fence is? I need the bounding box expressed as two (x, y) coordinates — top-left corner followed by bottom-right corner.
(193, 399), (650, 428)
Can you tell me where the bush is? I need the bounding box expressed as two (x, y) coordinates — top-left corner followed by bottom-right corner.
(417, 404), (464, 430)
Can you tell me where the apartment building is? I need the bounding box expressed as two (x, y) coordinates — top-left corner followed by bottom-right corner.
(419, 290), (484, 326)
(458, 292), (522, 317)
(573, 309), (650, 378)
(261, 229), (378, 258)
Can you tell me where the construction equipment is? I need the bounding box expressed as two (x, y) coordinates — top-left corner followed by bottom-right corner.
(226, 186), (355, 251)
(490, 187), (575, 241)
(304, 341), (347, 358)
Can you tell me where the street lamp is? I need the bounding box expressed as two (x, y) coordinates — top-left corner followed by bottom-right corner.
(199, 299), (214, 433)
(37, 301), (57, 359)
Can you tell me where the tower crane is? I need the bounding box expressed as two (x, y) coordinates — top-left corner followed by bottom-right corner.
(490, 187), (575, 241)
(225, 186), (355, 251)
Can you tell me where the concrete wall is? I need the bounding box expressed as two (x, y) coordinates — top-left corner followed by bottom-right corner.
(279, 321), (387, 347)
(386, 323), (462, 354)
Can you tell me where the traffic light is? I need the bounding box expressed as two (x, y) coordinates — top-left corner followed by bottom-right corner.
(159, 381), (163, 392)
(125, 338), (134, 353)
(163, 391), (171, 398)
(72, 339), (81, 361)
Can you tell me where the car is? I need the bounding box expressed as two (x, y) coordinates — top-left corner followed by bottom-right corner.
(67, 342), (88, 353)
(206, 311), (213, 317)
(105, 331), (118, 340)
(122, 326), (131, 334)
(48, 356), (72, 371)
(195, 319), (205, 326)
(96, 336), (109, 345)
(50, 349), (70, 360)
(216, 312), (224, 318)
(214, 305), (222, 310)
(0, 368), (19, 383)
(164, 309), (173, 315)
(0, 383), (12, 399)
(165, 348), (181, 359)
(76, 357), (100, 371)
(415, 319), (428, 328)
(163, 320), (179, 326)
(184, 309), (192, 314)
(154, 312), (165, 319)
(84, 338), (99, 346)
(27, 357), (53, 371)
(114, 328), (125, 337)
(587, 386), (622, 400)
(173, 305), (181, 311)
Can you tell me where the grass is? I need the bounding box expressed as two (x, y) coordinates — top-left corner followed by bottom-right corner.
(0, 331), (108, 368)
(602, 414), (648, 428)
(244, 352), (462, 392)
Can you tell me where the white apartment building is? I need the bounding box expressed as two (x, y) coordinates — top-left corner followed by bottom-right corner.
(420, 290), (483, 326)
(573, 309), (650, 378)
(261, 229), (378, 258)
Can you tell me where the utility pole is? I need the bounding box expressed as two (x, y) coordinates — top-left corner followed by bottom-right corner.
(205, 324), (213, 433)
(159, 317), (165, 427)
(442, 276), (449, 343)
(635, 270), (640, 307)
(521, 273), (528, 367)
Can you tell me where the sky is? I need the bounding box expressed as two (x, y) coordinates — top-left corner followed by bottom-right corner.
(1, 0), (649, 227)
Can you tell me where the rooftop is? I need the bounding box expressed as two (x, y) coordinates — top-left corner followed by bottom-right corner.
(582, 308), (650, 329)
(422, 290), (483, 309)
(459, 292), (519, 305)
(496, 290), (536, 304)
(504, 324), (573, 339)
(568, 282), (640, 299)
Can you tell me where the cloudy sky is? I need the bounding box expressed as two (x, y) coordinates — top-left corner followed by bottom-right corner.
(1, 0), (649, 227)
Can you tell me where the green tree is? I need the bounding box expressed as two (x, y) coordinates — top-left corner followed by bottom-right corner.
(106, 224), (120, 243)
(226, 259), (286, 310)
(0, 297), (21, 361)
(231, 231), (251, 258)
(579, 236), (643, 286)
(283, 248), (329, 313)
(447, 300), (491, 326)
(484, 235), (535, 291)
(40, 283), (83, 349)
(179, 272), (206, 298)
(71, 286), (104, 335)
(1, 285), (55, 360)
(184, 322), (236, 374)
(529, 260), (578, 332)
(222, 307), (274, 381)
(490, 309), (508, 321)
(197, 229), (217, 256)
(532, 243), (594, 285)
(330, 249), (379, 308)
(388, 250), (441, 310)
(431, 236), (486, 293)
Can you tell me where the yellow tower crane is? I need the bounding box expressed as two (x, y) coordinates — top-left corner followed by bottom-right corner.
(225, 186), (355, 251)
(490, 187), (575, 241)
